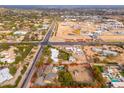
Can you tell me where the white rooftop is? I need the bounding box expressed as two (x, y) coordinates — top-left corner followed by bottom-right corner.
(13, 31), (27, 35)
(0, 68), (13, 84)
(51, 48), (59, 63)
(112, 82), (124, 88)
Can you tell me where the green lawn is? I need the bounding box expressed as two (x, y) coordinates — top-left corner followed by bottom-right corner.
(21, 65), (28, 74)
(95, 66), (104, 72)
(9, 66), (17, 75)
(120, 71), (124, 77)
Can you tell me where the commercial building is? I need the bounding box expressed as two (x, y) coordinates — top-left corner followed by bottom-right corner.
(0, 68), (13, 84)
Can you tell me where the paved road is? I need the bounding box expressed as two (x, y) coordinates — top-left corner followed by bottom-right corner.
(21, 46), (44, 88)
(48, 42), (124, 46)
(0, 41), (124, 46)
(42, 21), (56, 42)
(21, 20), (56, 88)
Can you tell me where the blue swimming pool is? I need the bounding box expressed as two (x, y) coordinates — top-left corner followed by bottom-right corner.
(108, 76), (120, 82)
(111, 79), (120, 82)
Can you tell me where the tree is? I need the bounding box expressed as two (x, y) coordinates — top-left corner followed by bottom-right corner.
(92, 66), (106, 87)
(47, 57), (53, 63)
(58, 50), (70, 60)
(36, 56), (44, 68)
(93, 57), (100, 63)
(9, 65), (17, 75)
(43, 46), (51, 56)
(58, 70), (73, 86)
(0, 44), (9, 49)
(42, 30), (46, 35)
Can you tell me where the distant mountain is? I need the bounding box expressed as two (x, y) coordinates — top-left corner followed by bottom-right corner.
(0, 5), (124, 9)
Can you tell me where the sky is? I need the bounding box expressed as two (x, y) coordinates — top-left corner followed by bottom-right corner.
(1, 5), (124, 9)
(0, 0), (124, 5)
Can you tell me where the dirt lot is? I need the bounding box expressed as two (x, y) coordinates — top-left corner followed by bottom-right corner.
(68, 65), (93, 82)
(83, 46), (96, 60)
(50, 21), (96, 42)
(99, 35), (124, 42)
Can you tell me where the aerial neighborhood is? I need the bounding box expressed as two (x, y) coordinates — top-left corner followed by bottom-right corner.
(0, 6), (124, 88)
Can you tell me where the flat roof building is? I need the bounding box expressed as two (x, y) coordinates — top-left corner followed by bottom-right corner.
(0, 68), (13, 84)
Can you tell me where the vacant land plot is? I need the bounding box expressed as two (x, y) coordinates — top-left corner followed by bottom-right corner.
(68, 65), (93, 82)
(99, 35), (124, 42)
(50, 21), (94, 42)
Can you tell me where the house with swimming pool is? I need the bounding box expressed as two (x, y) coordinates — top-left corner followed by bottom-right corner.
(102, 65), (124, 88)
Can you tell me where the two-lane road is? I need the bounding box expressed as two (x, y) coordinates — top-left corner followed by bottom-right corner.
(21, 20), (56, 88)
